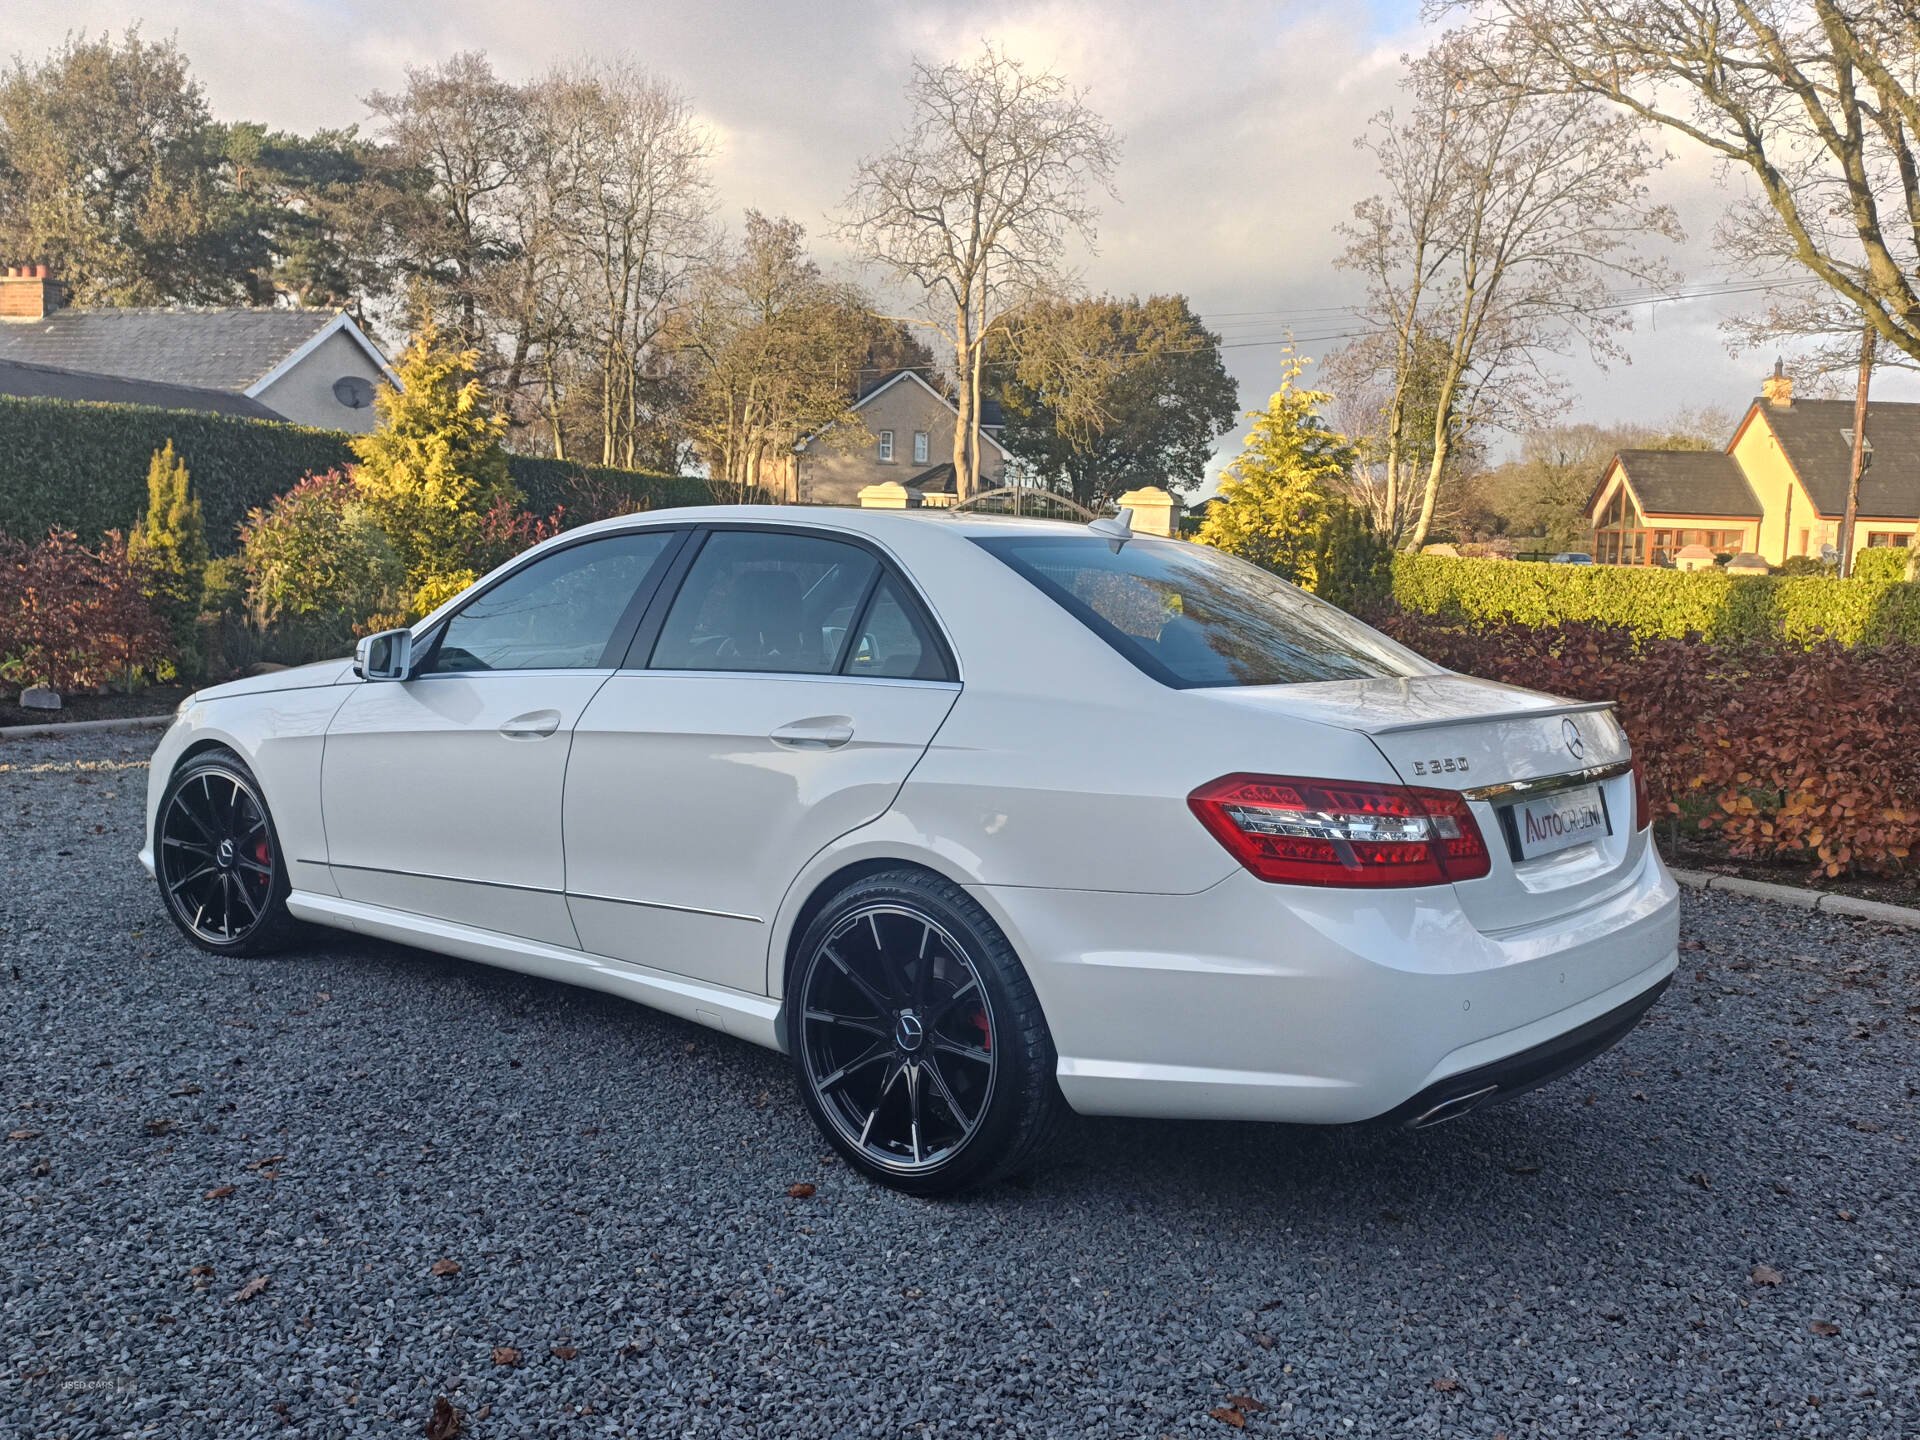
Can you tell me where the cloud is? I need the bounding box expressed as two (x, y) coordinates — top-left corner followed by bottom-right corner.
(13, 0), (1909, 487)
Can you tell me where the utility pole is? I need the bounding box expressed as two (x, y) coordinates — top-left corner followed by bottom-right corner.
(1839, 322), (1875, 577)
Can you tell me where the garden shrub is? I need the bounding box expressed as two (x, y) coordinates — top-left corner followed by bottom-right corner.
(238, 472), (405, 652)
(1390, 552), (1920, 646)
(1379, 611), (1920, 881)
(1851, 547), (1913, 583)
(0, 529), (173, 693)
(128, 441), (209, 674)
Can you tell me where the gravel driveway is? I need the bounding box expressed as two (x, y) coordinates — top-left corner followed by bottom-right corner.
(4, 729), (1917, 1439)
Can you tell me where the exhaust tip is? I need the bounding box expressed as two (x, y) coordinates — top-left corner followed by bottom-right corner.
(1406, 1084), (1499, 1130)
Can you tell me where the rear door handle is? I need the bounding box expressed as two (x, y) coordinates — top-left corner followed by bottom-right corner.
(770, 717), (855, 750)
(500, 709), (562, 739)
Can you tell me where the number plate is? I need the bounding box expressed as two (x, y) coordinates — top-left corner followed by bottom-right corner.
(1505, 783), (1610, 861)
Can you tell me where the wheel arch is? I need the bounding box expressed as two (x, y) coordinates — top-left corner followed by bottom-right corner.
(765, 826), (1039, 1013)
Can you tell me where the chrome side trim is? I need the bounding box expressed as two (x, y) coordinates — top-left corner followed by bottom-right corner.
(327, 859), (559, 895)
(1460, 759), (1633, 803)
(566, 889), (763, 925)
(1368, 699), (1617, 736)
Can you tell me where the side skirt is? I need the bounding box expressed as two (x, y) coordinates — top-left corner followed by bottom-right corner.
(286, 891), (785, 1051)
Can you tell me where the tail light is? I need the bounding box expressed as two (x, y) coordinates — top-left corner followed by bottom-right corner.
(1187, 774), (1492, 888)
(1631, 754), (1652, 832)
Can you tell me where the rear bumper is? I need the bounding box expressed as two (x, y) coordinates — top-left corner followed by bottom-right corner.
(971, 837), (1679, 1124)
(1380, 972), (1671, 1129)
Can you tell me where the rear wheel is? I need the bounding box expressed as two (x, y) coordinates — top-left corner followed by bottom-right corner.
(789, 869), (1066, 1195)
(155, 752), (298, 956)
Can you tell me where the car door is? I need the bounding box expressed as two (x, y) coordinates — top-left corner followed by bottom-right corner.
(321, 527), (684, 947)
(564, 527), (961, 994)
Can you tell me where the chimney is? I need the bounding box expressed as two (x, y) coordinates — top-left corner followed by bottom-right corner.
(1762, 356), (1793, 408)
(0, 264), (63, 322)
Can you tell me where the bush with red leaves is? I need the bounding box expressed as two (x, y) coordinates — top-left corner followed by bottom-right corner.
(0, 528), (174, 694)
(1378, 612), (1920, 882)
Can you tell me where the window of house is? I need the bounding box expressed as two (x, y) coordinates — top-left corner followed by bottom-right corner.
(913, 431), (929, 464)
(1798, 529), (1810, 556)
(878, 430), (894, 462)
(1866, 532), (1911, 548)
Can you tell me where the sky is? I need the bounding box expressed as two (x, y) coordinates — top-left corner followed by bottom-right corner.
(12, 0), (1914, 484)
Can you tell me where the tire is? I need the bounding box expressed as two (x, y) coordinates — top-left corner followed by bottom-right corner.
(154, 750), (300, 956)
(787, 868), (1067, 1196)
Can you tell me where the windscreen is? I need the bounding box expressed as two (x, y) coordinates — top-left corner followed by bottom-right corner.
(975, 534), (1436, 688)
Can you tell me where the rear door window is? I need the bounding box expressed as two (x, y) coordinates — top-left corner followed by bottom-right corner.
(649, 530), (880, 675)
(975, 535), (1434, 688)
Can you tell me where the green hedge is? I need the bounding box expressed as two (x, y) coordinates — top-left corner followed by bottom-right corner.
(1390, 552), (1920, 646)
(1851, 546), (1914, 583)
(0, 394), (711, 554)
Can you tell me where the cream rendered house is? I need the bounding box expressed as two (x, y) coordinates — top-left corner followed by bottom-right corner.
(776, 370), (1009, 506)
(1588, 367), (1920, 566)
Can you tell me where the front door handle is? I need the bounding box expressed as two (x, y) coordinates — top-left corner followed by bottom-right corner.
(500, 709), (562, 739)
(770, 717), (855, 750)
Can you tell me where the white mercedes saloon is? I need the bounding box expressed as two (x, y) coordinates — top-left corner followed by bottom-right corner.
(143, 505), (1678, 1193)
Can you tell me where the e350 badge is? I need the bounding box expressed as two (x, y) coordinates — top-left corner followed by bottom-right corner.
(1410, 756), (1470, 777)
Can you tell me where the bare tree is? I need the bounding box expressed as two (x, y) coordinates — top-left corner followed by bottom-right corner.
(1335, 39), (1682, 550)
(1446, 2), (1920, 378)
(676, 212), (879, 503)
(539, 61), (713, 470)
(366, 53), (526, 342)
(837, 43), (1118, 500)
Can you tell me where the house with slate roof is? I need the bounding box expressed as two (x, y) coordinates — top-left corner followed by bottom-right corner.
(1588, 365), (1920, 566)
(0, 266), (397, 433)
(779, 369), (1009, 506)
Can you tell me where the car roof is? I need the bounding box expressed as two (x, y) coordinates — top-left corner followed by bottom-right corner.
(562, 503), (1107, 544)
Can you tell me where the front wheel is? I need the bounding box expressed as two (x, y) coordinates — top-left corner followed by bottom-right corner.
(788, 869), (1067, 1195)
(155, 751), (299, 956)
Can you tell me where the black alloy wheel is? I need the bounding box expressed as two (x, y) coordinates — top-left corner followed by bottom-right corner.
(790, 870), (1066, 1194)
(156, 753), (297, 955)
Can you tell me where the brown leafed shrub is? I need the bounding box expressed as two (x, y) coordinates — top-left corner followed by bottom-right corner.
(1378, 612), (1920, 881)
(0, 528), (174, 693)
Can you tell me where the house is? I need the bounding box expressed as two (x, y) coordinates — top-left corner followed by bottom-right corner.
(1588, 365), (1920, 566)
(773, 369), (1009, 506)
(0, 356), (283, 419)
(0, 266), (397, 434)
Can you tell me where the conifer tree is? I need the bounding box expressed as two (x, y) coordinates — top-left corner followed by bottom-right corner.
(129, 440), (209, 668)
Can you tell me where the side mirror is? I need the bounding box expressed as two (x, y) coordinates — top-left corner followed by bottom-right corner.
(354, 628), (415, 681)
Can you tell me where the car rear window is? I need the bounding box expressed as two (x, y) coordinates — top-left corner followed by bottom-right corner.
(975, 535), (1435, 688)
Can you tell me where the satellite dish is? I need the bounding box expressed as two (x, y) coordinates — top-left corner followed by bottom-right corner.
(333, 375), (375, 409)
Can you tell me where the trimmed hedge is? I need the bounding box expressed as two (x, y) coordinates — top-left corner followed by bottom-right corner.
(0, 394), (711, 554)
(1390, 552), (1920, 646)
(1852, 546), (1914, 583)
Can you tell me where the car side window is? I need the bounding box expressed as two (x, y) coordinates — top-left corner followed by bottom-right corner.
(427, 531), (673, 673)
(842, 577), (945, 680)
(649, 531), (880, 675)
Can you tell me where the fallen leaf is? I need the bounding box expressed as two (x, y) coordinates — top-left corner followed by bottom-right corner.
(423, 1395), (462, 1440)
(1225, 1394), (1267, 1412)
(205, 1185), (236, 1200)
(231, 1275), (270, 1304)
(187, 1264), (215, 1277)
(786, 1182), (816, 1199)
(1687, 1171), (1711, 1189)
(246, 1154), (287, 1170)
(551, 1344), (578, 1361)
(1836, 1210), (1856, 1222)
(1809, 1320), (1841, 1337)
(474, 1407), (491, 1423)
(491, 1345), (521, 1367)
(8, 1128), (43, 1141)
(1207, 1406), (1246, 1428)
(1751, 1264), (1784, 1286)
(1433, 1376), (1461, 1392)
(30, 1156), (50, 1177)
(1507, 1162), (1541, 1176)
(1254, 1333), (1274, 1349)
(1773, 1181), (1796, 1197)
(431, 1258), (461, 1277)
(145, 1117), (175, 1135)
(1851, 1118), (1884, 1133)
(1631, 1091), (1649, 1102)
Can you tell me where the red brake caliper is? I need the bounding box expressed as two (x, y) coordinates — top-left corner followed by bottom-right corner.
(970, 1010), (991, 1053)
